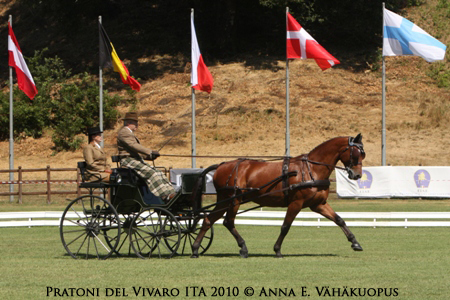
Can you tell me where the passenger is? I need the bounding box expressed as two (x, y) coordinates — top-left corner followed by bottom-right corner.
(117, 112), (176, 201)
(83, 127), (112, 182)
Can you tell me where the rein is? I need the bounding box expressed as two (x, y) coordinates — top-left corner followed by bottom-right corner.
(159, 154), (284, 160)
(300, 157), (347, 171)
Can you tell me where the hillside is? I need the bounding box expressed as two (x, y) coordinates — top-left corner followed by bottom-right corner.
(0, 0), (449, 173)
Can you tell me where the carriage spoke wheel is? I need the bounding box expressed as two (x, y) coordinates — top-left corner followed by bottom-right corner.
(129, 208), (181, 259)
(176, 217), (214, 255)
(60, 195), (121, 260)
(107, 199), (145, 257)
(103, 214), (136, 257)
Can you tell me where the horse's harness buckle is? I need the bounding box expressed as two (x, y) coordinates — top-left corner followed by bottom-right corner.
(282, 157), (291, 205)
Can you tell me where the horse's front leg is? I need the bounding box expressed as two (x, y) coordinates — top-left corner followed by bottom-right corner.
(311, 203), (363, 251)
(191, 199), (228, 258)
(223, 197), (248, 258)
(273, 202), (302, 258)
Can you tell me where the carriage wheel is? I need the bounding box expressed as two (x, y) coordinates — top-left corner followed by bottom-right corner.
(129, 207), (181, 259)
(103, 214), (136, 257)
(60, 195), (121, 260)
(103, 199), (144, 256)
(174, 217), (214, 255)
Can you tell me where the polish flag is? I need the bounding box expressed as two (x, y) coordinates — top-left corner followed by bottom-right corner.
(191, 17), (213, 93)
(8, 23), (38, 100)
(286, 13), (340, 71)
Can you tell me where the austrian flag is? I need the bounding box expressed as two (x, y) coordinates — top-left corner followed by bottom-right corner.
(286, 13), (340, 71)
(8, 23), (38, 100)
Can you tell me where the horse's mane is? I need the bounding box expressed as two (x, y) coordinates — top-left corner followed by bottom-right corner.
(307, 136), (350, 155)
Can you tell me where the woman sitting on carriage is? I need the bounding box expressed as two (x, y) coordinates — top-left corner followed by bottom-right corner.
(83, 127), (112, 182)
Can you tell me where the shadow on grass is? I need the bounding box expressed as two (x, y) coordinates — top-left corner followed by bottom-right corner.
(192, 253), (338, 258)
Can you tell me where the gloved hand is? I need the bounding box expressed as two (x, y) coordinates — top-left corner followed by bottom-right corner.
(147, 150), (160, 161)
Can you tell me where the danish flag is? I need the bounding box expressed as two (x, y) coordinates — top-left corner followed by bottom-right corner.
(191, 16), (213, 93)
(8, 23), (38, 100)
(286, 13), (340, 71)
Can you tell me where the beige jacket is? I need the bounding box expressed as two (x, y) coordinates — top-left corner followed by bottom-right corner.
(117, 126), (152, 159)
(83, 143), (111, 181)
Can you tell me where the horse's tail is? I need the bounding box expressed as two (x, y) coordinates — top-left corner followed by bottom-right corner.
(191, 164), (220, 212)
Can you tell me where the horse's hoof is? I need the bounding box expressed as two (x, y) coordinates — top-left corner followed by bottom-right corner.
(239, 250), (248, 258)
(274, 252), (283, 258)
(190, 254), (199, 258)
(351, 243), (363, 251)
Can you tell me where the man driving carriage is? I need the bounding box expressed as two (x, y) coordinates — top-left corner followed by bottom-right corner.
(117, 112), (176, 201)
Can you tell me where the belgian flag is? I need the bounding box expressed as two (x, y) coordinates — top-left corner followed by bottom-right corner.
(99, 22), (141, 91)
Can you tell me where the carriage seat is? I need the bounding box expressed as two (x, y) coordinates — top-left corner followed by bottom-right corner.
(77, 161), (110, 189)
(110, 167), (165, 205)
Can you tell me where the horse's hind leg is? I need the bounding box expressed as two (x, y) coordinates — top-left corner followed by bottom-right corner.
(311, 203), (363, 251)
(223, 198), (249, 258)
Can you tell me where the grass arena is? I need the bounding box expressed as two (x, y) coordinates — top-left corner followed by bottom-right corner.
(1, 199), (450, 299)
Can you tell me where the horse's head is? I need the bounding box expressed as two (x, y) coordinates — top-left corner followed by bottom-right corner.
(339, 133), (365, 180)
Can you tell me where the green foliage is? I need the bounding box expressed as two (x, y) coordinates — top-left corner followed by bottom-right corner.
(428, 63), (450, 88)
(51, 73), (120, 152)
(0, 90), (47, 140)
(0, 49), (121, 151)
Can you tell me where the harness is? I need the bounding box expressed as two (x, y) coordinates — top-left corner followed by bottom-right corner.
(220, 136), (365, 207)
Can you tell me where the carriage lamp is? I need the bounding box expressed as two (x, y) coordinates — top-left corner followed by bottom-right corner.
(109, 169), (122, 183)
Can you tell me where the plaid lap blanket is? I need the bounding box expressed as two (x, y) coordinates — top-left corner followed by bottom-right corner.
(120, 157), (175, 198)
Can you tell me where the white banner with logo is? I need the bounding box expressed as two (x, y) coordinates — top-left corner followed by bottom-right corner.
(170, 168), (216, 194)
(337, 167), (450, 198)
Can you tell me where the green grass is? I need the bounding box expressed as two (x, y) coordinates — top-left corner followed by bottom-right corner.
(2, 194), (450, 212)
(0, 225), (449, 299)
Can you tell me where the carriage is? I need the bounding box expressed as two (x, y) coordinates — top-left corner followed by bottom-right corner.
(60, 156), (214, 259)
(61, 134), (366, 260)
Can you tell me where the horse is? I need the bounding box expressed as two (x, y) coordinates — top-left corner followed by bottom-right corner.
(191, 134), (365, 258)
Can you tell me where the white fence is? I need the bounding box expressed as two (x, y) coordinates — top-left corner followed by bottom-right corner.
(1, 211), (450, 228)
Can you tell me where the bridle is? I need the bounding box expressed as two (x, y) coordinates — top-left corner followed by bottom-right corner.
(302, 136), (365, 174)
(338, 137), (365, 172)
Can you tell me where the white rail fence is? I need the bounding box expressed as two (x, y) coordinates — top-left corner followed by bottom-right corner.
(1, 211), (450, 228)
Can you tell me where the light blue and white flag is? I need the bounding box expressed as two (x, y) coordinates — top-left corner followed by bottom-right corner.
(383, 8), (446, 62)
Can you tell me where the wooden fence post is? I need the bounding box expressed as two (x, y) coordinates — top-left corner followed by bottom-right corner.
(18, 166), (23, 204)
(76, 168), (81, 198)
(46, 165), (51, 204)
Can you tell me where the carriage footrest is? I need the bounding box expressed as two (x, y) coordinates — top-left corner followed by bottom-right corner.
(79, 182), (110, 189)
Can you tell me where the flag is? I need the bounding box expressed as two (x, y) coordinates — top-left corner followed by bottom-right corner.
(286, 13), (340, 71)
(191, 17), (213, 93)
(99, 22), (141, 91)
(8, 23), (38, 100)
(383, 8), (446, 62)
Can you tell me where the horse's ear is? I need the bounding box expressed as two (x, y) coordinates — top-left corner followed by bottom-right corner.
(354, 133), (362, 143)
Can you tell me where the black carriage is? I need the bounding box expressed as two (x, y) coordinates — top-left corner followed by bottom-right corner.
(60, 157), (214, 259)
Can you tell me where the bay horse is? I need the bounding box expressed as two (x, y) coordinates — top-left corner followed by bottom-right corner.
(191, 134), (365, 258)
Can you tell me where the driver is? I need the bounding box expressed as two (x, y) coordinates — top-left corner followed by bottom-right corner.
(117, 112), (176, 201)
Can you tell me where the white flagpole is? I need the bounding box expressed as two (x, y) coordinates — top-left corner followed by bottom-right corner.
(191, 8), (196, 168)
(285, 7), (290, 157)
(8, 15), (14, 202)
(381, 3), (387, 166)
(99, 15), (104, 147)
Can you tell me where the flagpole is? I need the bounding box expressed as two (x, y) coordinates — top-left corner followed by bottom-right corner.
(191, 9), (196, 168)
(98, 15), (104, 147)
(381, 3), (386, 166)
(8, 15), (14, 202)
(285, 7), (290, 157)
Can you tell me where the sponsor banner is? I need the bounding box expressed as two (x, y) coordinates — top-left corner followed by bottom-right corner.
(337, 167), (450, 198)
(170, 168), (216, 194)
